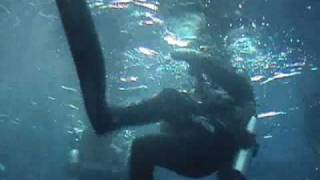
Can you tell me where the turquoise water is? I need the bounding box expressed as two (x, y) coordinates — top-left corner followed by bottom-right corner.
(0, 0), (319, 179)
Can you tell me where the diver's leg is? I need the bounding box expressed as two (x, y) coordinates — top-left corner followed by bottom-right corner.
(112, 89), (200, 127)
(129, 134), (192, 180)
(129, 133), (228, 180)
(129, 136), (154, 180)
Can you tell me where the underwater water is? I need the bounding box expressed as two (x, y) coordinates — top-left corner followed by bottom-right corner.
(0, 0), (320, 179)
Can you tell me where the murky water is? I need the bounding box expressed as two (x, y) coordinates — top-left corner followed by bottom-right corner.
(0, 0), (319, 179)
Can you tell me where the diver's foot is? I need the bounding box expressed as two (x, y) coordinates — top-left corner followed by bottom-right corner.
(217, 168), (246, 180)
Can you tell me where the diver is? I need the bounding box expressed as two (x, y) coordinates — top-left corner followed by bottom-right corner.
(55, 1), (257, 179)
(108, 49), (257, 180)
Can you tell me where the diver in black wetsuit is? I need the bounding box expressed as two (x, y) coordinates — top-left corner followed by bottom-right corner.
(108, 49), (257, 180)
(55, 1), (256, 179)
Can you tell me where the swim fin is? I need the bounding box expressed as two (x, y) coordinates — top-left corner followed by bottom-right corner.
(56, 0), (112, 135)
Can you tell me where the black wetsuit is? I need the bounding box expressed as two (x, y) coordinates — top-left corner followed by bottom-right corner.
(56, 1), (256, 179)
(109, 50), (256, 180)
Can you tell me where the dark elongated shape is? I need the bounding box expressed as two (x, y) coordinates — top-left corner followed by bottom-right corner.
(55, 0), (111, 134)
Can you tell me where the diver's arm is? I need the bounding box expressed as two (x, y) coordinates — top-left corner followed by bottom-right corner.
(171, 49), (255, 106)
(170, 49), (212, 75)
